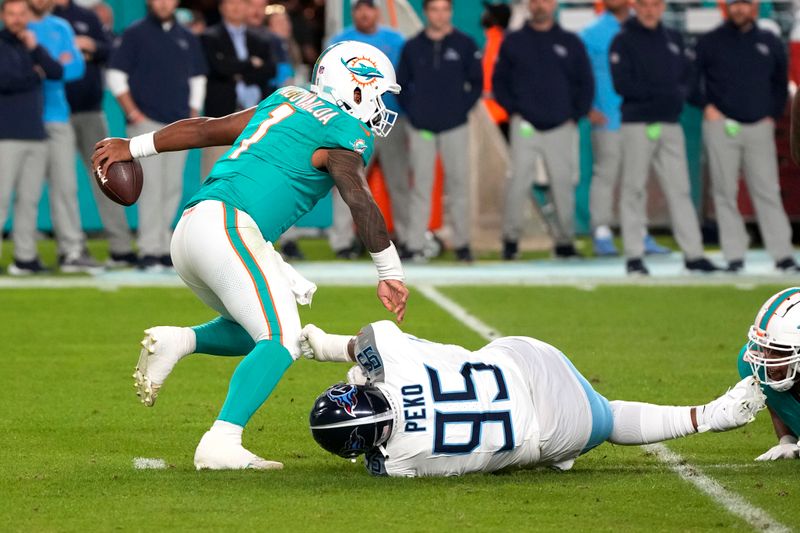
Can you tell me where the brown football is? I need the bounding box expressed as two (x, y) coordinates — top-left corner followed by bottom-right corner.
(95, 160), (143, 206)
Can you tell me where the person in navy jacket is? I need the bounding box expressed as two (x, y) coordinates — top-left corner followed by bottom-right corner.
(692, 0), (799, 273)
(0, 0), (63, 275)
(107, 0), (208, 272)
(397, 0), (482, 263)
(610, 0), (717, 276)
(493, 0), (594, 260)
(54, 0), (135, 268)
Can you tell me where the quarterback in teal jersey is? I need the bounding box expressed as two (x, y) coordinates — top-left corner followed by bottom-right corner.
(93, 41), (409, 470)
(739, 288), (800, 461)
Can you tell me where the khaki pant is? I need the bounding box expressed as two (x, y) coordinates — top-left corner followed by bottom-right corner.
(0, 140), (47, 261)
(619, 123), (704, 260)
(128, 118), (188, 257)
(45, 122), (86, 257)
(72, 111), (133, 254)
(406, 121), (471, 251)
(703, 118), (793, 262)
(504, 117), (577, 245)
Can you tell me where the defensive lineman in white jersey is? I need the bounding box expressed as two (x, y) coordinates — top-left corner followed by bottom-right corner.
(302, 321), (766, 477)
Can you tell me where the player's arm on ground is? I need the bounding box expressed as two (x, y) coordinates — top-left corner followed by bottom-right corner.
(299, 324), (356, 362)
(321, 148), (409, 322)
(755, 407), (798, 461)
(91, 107), (256, 176)
(299, 324), (374, 386)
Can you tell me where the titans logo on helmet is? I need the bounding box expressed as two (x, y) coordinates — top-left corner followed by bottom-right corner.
(345, 428), (367, 452)
(327, 384), (359, 417)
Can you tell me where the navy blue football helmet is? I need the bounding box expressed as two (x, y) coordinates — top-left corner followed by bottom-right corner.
(309, 383), (394, 458)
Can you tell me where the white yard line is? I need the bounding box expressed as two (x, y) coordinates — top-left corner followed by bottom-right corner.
(416, 284), (791, 533)
(644, 443), (789, 532)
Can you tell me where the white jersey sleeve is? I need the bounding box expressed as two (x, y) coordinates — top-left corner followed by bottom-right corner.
(352, 321), (542, 477)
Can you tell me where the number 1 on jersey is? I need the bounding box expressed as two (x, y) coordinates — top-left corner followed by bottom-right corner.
(229, 103), (295, 160)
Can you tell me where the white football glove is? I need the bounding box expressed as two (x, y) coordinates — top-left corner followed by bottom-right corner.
(299, 324), (353, 362)
(298, 324), (318, 360)
(347, 364), (368, 386)
(755, 436), (799, 461)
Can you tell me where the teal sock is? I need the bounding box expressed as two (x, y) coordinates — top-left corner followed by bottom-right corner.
(217, 339), (293, 427)
(192, 317), (255, 356)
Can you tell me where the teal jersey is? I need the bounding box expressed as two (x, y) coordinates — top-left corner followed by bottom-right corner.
(738, 344), (800, 435)
(188, 86), (375, 242)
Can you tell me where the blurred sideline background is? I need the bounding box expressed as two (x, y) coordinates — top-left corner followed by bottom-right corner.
(9, 0), (800, 252)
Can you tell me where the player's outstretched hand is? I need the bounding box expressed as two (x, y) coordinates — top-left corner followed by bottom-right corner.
(92, 137), (133, 178)
(755, 440), (800, 461)
(299, 324), (324, 359)
(378, 279), (408, 323)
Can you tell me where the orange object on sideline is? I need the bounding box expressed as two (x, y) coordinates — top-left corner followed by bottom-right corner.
(482, 26), (508, 124)
(430, 157), (444, 230)
(790, 42), (800, 86)
(366, 163), (394, 234)
(366, 158), (444, 234)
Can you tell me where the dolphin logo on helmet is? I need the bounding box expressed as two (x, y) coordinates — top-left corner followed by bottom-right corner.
(341, 57), (385, 83)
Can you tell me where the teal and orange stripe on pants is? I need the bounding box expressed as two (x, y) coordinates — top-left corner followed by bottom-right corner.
(222, 203), (283, 342)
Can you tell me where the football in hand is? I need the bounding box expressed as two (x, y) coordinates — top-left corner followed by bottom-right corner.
(95, 160), (143, 206)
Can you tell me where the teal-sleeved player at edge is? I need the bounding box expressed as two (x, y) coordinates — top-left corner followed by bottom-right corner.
(739, 287), (800, 461)
(92, 41), (410, 470)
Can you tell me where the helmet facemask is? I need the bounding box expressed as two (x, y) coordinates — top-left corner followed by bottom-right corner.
(745, 326), (800, 392)
(367, 92), (398, 137)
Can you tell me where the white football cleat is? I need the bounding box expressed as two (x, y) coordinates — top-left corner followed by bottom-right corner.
(696, 376), (767, 433)
(133, 326), (194, 407)
(194, 430), (283, 471)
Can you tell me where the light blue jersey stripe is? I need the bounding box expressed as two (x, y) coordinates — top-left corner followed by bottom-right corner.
(560, 353), (614, 454)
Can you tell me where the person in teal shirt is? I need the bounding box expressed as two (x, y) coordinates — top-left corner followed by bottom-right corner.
(93, 41), (409, 470)
(28, 0), (104, 273)
(580, 0), (670, 258)
(738, 287), (800, 461)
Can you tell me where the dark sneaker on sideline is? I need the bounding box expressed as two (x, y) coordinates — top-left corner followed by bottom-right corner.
(106, 252), (138, 268)
(554, 243), (582, 259)
(626, 258), (649, 276)
(776, 257), (800, 273)
(685, 257), (720, 273)
(60, 252), (105, 274)
(335, 246), (360, 260)
(726, 260), (744, 273)
(400, 248), (428, 263)
(138, 255), (164, 273)
(502, 240), (518, 261)
(280, 240), (305, 261)
(455, 247), (473, 263)
(9, 257), (51, 276)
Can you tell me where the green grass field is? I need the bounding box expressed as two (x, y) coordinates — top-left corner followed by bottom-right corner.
(2, 283), (798, 531)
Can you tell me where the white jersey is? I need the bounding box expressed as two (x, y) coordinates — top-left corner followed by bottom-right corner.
(350, 321), (595, 477)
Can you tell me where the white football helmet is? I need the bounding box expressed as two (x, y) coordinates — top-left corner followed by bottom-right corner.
(744, 288), (800, 392)
(310, 41), (400, 137)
